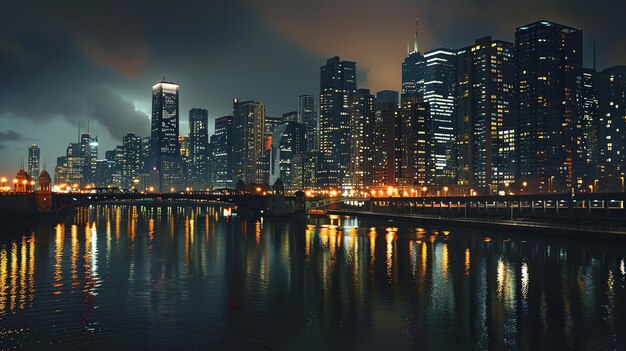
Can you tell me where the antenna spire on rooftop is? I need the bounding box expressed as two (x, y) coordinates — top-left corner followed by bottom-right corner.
(413, 18), (419, 54)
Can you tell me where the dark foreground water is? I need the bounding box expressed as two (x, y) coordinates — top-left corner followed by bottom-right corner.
(0, 204), (625, 350)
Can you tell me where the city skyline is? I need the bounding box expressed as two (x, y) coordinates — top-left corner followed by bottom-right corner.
(22, 19), (621, 195)
(1, 19), (624, 194)
(2, 1), (626, 174)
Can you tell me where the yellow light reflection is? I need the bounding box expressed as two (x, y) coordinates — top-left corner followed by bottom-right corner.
(71, 224), (79, 282)
(464, 248), (470, 278)
(521, 262), (529, 300)
(19, 237), (27, 309)
(53, 224), (64, 295)
(255, 220), (261, 247)
(369, 228), (377, 274)
(385, 229), (396, 284)
(442, 242), (449, 281)
(10, 242), (17, 310)
(0, 247), (7, 314)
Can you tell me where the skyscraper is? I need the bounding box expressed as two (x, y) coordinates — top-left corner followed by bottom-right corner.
(79, 133), (98, 186)
(54, 142), (83, 187)
(456, 37), (515, 192)
(179, 135), (190, 188)
(122, 133), (142, 189)
(233, 99), (266, 185)
(349, 89), (374, 190)
(515, 21), (582, 193)
(319, 56), (357, 188)
(150, 80), (182, 192)
(402, 20), (425, 100)
(269, 122), (306, 191)
(28, 144), (40, 180)
(374, 91), (401, 187)
(574, 68), (599, 190)
(401, 23), (456, 185)
(421, 49), (457, 185)
(212, 115), (234, 189)
(298, 94), (317, 151)
(189, 108), (209, 190)
(596, 66), (626, 192)
(401, 96), (431, 187)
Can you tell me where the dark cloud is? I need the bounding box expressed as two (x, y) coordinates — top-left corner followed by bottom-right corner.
(252, 0), (626, 91)
(0, 33), (149, 140)
(0, 130), (26, 149)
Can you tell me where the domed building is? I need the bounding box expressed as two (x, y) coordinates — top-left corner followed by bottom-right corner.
(39, 170), (51, 193)
(14, 169), (34, 193)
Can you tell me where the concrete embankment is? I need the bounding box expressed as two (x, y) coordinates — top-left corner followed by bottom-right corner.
(317, 209), (626, 243)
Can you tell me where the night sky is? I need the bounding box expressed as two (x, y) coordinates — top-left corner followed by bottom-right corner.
(1, 0), (625, 176)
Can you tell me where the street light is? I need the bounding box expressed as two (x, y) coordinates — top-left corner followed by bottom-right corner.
(422, 186), (428, 196)
(621, 176), (625, 192)
(443, 186), (449, 197)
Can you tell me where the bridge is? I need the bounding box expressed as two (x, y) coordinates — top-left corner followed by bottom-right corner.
(339, 192), (626, 223)
(0, 191), (304, 217)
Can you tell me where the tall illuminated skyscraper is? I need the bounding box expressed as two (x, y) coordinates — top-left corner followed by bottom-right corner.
(298, 94), (317, 151)
(319, 56), (356, 188)
(402, 20), (425, 99)
(401, 96), (431, 187)
(233, 99), (266, 185)
(28, 144), (40, 180)
(596, 66), (626, 192)
(122, 132), (142, 189)
(515, 21), (582, 193)
(212, 115), (234, 189)
(456, 37), (515, 192)
(421, 49), (457, 185)
(80, 132), (98, 186)
(189, 108), (209, 190)
(150, 79), (182, 192)
(349, 89), (374, 189)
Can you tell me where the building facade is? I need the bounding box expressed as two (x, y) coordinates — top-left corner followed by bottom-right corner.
(515, 21), (582, 193)
(456, 37), (515, 193)
(150, 80), (183, 192)
(596, 66), (626, 192)
(319, 56), (357, 188)
(298, 94), (317, 151)
(189, 108), (209, 190)
(28, 144), (40, 181)
(232, 100), (266, 185)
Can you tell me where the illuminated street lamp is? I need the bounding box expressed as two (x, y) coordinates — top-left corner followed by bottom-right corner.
(588, 184), (593, 193)
(443, 186), (449, 197)
(621, 176), (625, 192)
(422, 186), (428, 196)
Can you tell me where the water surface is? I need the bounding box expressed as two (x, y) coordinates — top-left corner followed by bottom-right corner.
(0, 204), (624, 350)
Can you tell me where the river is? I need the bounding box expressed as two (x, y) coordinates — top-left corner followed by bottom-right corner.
(0, 204), (624, 350)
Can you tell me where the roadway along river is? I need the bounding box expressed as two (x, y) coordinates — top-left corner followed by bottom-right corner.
(0, 204), (624, 350)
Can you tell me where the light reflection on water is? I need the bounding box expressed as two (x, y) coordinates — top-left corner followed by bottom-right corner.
(0, 204), (624, 350)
